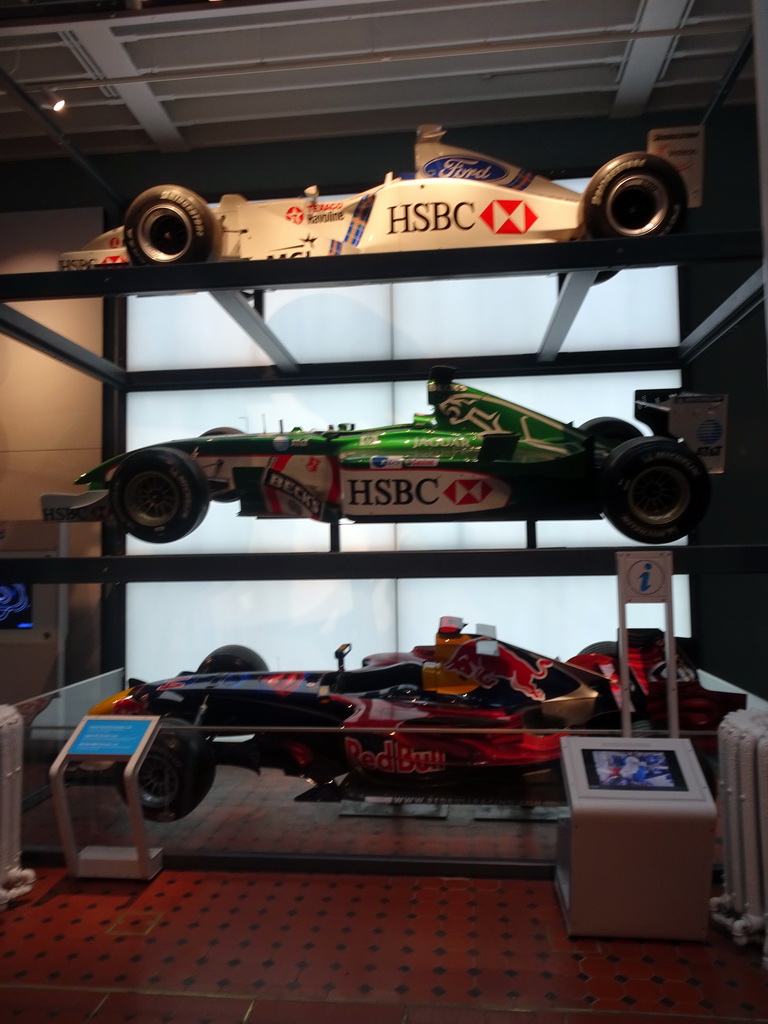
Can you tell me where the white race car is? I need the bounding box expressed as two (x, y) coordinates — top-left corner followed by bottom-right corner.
(59, 126), (686, 270)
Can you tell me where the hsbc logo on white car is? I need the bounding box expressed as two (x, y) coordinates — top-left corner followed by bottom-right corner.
(480, 199), (538, 234)
(386, 199), (538, 236)
(387, 202), (474, 234)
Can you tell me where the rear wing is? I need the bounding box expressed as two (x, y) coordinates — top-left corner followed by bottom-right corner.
(634, 390), (727, 472)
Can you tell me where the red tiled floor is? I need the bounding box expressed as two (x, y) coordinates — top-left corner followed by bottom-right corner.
(1, 866), (767, 1023)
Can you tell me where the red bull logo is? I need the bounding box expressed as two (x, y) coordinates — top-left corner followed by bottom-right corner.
(446, 641), (551, 699)
(499, 647), (550, 700)
(344, 737), (446, 774)
(445, 641), (499, 688)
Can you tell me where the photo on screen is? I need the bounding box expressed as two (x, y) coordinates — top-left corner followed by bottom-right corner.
(0, 583), (33, 630)
(581, 748), (688, 792)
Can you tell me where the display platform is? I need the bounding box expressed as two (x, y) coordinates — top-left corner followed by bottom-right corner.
(556, 736), (716, 940)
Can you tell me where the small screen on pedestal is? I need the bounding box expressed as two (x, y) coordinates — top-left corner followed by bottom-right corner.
(581, 747), (688, 792)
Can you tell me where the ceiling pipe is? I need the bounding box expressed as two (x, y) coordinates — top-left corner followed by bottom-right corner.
(0, 64), (126, 209)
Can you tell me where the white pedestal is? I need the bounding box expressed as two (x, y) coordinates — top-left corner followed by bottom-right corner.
(76, 845), (163, 880)
(555, 737), (716, 941)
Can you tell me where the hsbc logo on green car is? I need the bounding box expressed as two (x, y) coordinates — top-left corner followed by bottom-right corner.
(342, 473), (510, 515)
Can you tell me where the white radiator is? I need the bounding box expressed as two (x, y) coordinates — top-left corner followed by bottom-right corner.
(0, 705), (36, 908)
(710, 708), (768, 967)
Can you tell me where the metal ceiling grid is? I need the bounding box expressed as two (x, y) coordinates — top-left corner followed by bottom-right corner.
(0, 0), (755, 162)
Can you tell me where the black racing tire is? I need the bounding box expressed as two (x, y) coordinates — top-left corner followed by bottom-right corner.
(578, 641), (619, 658)
(200, 427), (245, 437)
(110, 446), (210, 543)
(577, 417), (643, 446)
(600, 436), (710, 543)
(117, 717), (216, 822)
(197, 645), (268, 674)
(581, 152), (686, 239)
(124, 185), (222, 265)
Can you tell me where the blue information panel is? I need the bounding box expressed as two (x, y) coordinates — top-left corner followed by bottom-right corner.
(69, 717), (155, 757)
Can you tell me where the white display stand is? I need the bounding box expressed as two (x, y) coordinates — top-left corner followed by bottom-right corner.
(49, 715), (163, 880)
(615, 550), (678, 737)
(555, 736), (716, 940)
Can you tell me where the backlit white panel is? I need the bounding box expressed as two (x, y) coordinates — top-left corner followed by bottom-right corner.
(126, 382), (394, 450)
(392, 275), (558, 357)
(563, 267), (679, 350)
(127, 292), (273, 371)
(123, 505), (397, 556)
(264, 284), (393, 362)
(396, 576), (691, 664)
(125, 578), (397, 682)
(393, 520), (529, 551)
(125, 574), (690, 683)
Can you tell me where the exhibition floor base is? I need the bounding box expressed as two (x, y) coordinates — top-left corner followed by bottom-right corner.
(22, 763), (565, 875)
(2, 866), (767, 1024)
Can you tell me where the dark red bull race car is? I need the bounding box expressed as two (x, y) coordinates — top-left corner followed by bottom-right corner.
(87, 618), (741, 821)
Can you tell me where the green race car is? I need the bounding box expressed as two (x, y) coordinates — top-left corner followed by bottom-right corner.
(43, 367), (710, 544)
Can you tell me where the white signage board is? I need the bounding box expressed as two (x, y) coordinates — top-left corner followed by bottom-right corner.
(647, 125), (704, 207)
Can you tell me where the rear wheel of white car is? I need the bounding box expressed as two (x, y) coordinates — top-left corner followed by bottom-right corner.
(581, 153), (686, 239)
(111, 446), (210, 543)
(124, 185), (222, 264)
(600, 437), (709, 543)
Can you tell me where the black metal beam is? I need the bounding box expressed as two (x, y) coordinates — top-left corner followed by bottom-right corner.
(0, 301), (128, 388)
(126, 347), (683, 391)
(700, 29), (753, 125)
(11, 545), (768, 584)
(0, 232), (760, 302)
(211, 290), (298, 373)
(538, 270), (599, 362)
(679, 268), (764, 363)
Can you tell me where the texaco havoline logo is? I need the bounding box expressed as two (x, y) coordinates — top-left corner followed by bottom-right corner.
(480, 199), (538, 234)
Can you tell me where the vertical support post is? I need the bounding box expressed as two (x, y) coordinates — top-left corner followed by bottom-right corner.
(751, 2), (768, 355)
(616, 551), (675, 738)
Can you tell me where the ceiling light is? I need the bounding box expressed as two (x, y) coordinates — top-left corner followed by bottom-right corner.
(41, 88), (65, 113)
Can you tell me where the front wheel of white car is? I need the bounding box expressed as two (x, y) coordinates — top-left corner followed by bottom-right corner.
(581, 152), (686, 239)
(124, 185), (222, 265)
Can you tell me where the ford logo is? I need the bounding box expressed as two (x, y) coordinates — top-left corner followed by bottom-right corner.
(423, 156), (507, 182)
